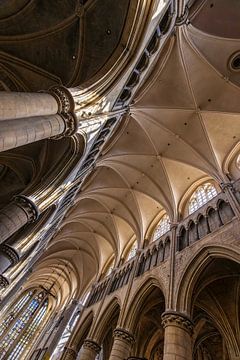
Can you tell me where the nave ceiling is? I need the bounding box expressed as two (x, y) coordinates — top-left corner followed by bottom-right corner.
(14, 0), (240, 301)
(0, 0), (134, 91)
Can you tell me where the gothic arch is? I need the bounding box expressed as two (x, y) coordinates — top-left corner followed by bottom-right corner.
(122, 276), (166, 333)
(90, 297), (121, 344)
(176, 245), (240, 314)
(71, 311), (94, 353)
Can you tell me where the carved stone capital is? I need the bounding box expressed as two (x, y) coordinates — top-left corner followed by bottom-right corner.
(49, 86), (75, 114)
(60, 112), (78, 137)
(14, 195), (39, 222)
(113, 328), (135, 345)
(0, 275), (9, 289)
(83, 339), (101, 353)
(62, 347), (77, 360)
(0, 244), (19, 266)
(162, 311), (193, 334)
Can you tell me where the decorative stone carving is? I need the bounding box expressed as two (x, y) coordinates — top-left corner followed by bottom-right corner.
(113, 328), (135, 345)
(83, 339), (101, 354)
(62, 347), (78, 360)
(0, 244), (19, 266)
(0, 275), (9, 289)
(15, 195), (39, 222)
(57, 112), (78, 138)
(161, 311), (194, 334)
(49, 86), (75, 114)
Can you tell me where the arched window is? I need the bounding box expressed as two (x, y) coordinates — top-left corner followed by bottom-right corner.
(0, 290), (49, 360)
(188, 183), (217, 214)
(152, 214), (170, 241)
(126, 241), (137, 261)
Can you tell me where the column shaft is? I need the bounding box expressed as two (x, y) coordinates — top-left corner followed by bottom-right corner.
(162, 312), (193, 360)
(0, 114), (65, 152)
(0, 92), (58, 121)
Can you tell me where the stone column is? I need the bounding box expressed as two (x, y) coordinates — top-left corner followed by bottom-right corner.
(0, 195), (39, 244)
(0, 92), (59, 121)
(0, 114), (64, 152)
(0, 86), (78, 152)
(0, 244), (19, 274)
(0, 86), (74, 121)
(109, 328), (135, 360)
(78, 339), (101, 360)
(162, 311), (193, 360)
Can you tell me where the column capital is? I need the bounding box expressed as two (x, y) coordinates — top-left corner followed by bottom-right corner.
(48, 86), (75, 114)
(0, 244), (19, 266)
(83, 339), (101, 354)
(14, 195), (39, 222)
(0, 275), (9, 289)
(113, 328), (135, 345)
(62, 347), (78, 360)
(161, 311), (194, 334)
(57, 112), (78, 138)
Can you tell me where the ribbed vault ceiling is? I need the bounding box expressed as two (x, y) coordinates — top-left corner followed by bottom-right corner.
(31, 0), (240, 297)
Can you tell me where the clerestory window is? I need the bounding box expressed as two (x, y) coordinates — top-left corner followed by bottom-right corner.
(188, 182), (217, 215)
(126, 241), (137, 261)
(152, 214), (170, 241)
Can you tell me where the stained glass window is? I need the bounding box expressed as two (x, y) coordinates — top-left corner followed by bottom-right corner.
(0, 290), (48, 360)
(188, 183), (217, 214)
(0, 291), (33, 337)
(152, 214), (170, 241)
(126, 241), (137, 261)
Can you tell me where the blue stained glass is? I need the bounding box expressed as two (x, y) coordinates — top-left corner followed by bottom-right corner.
(0, 291), (48, 360)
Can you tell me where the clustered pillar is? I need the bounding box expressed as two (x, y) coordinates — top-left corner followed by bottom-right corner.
(162, 311), (193, 360)
(109, 328), (135, 360)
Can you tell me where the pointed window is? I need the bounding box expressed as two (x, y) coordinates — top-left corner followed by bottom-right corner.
(152, 214), (170, 241)
(188, 182), (217, 214)
(0, 290), (49, 360)
(126, 241), (137, 261)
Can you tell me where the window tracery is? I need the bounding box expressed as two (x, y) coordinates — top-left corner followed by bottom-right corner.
(188, 183), (217, 214)
(152, 214), (170, 241)
(0, 290), (49, 360)
(126, 241), (137, 261)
